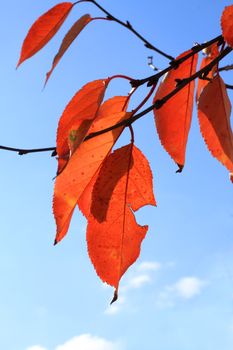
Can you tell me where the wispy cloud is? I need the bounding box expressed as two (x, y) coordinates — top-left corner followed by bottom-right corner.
(26, 334), (121, 350)
(123, 274), (151, 290)
(157, 276), (208, 308)
(137, 261), (161, 272)
(105, 261), (161, 315)
(26, 347), (47, 350)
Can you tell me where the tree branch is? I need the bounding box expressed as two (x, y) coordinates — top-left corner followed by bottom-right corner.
(74, 0), (174, 60)
(1, 41), (231, 157)
(131, 34), (224, 88)
(0, 145), (56, 156)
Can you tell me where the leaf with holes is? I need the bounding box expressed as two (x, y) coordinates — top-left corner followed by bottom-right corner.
(87, 144), (156, 300)
(17, 2), (73, 67)
(56, 79), (110, 175)
(153, 50), (198, 171)
(53, 96), (131, 244)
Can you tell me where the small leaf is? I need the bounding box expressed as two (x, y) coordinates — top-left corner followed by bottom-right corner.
(53, 96), (131, 244)
(56, 79), (109, 175)
(87, 144), (156, 293)
(221, 5), (233, 48)
(17, 2), (73, 67)
(45, 14), (92, 85)
(198, 74), (233, 179)
(196, 44), (219, 102)
(153, 50), (198, 169)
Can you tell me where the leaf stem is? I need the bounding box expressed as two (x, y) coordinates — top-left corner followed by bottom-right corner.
(1, 40), (230, 157)
(74, 0), (174, 60)
(132, 35), (224, 88)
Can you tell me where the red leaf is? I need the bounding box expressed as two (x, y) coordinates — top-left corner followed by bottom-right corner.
(56, 79), (109, 175)
(87, 144), (156, 294)
(198, 74), (233, 179)
(17, 2), (73, 67)
(196, 44), (219, 102)
(53, 96), (131, 244)
(45, 14), (92, 85)
(221, 5), (233, 48)
(153, 50), (198, 170)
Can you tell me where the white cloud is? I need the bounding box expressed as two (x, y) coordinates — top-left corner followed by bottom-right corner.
(137, 261), (161, 272)
(125, 274), (151, 289)
(105, 296), (126, 315)
(26, 347), (47, 350)
(173, 277), (207, 299)
(157, 276), (208, 308)
(26, 335), (121, 350)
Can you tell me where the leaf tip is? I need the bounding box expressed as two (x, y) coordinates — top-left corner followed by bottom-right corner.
(54, 238), (58, 246)
(110, 289), (118, 304)
(176, 164), (184, 173)
(230, 173), (233, 183)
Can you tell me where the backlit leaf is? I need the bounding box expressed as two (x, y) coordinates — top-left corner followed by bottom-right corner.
(198, 74), (233, 180)
(45, 14), (92, 85)
(153, 50), (198, 170)
(196, 44), (219, 102)
(221, 5), (233, 48)
(87, 144), (156, 296)
(56, 79), (109, 175)
(17, 2), (73, 67)
(53, 96), (131, 244)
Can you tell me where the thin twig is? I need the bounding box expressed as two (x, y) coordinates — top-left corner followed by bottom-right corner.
(1, 41), (230, 157)
(219, 64), (233, 72)
(0, 145), (56, 155)
(132, 35), (224, 88)
(74, 0), (174, 60)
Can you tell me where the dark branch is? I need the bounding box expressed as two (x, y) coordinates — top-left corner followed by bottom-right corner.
(219, 64), (233, 72)
(1, 40), (231, 157)
(131, 35), (224, 88)
(0, 145), (56, 156)
(74, 0), (174, 60)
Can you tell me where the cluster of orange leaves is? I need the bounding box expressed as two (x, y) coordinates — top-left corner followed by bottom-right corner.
(17, 2), (233, 301)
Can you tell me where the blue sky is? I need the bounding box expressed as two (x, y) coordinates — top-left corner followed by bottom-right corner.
(0, 1), (233, 349)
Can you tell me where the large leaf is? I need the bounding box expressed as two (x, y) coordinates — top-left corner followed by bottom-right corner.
(17, 2), (73, 67)
(45, 14), (92, 85)
(87, 144), (156, 298)
(198, 74), (233, 181)
(56, 79), (109, 175)
(221, 5), (233, 48)
(153, 50), (198, 170)
(53, 96), (131, 244)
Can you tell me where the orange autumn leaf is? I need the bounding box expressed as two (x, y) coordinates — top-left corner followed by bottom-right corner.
(78, 96), (130, 217)
(53, 96), (131, 244)
(153, 50), (198, 170)
(56, 79), (109, 175)
(45, 14), (92, 85)
(198, 74), (233, 180)
(196, 44), (219, 102)
(87, 144), (156, 296)
(17, 3), (73, 68)
(221, 5), (233, 48)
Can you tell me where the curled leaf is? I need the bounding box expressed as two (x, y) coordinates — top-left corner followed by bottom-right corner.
(45, 14), (92, 85)
(198, 74), (233, 180)
(87, 144), (156, 293)
(153, 50), (198, 169)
